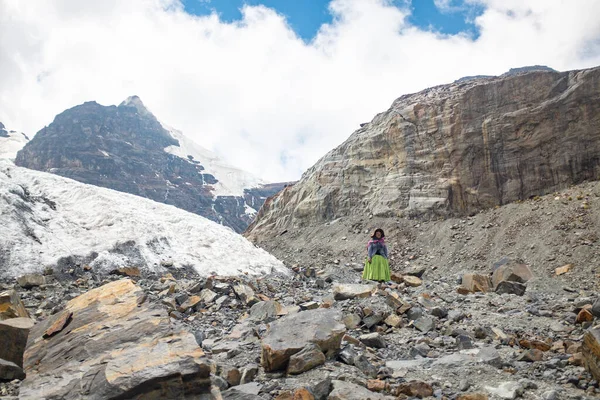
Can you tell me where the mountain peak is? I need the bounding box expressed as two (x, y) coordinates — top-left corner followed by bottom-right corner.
(119, 95), (152, 117)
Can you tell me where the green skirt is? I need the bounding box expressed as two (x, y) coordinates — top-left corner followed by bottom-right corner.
(362, 255), (391, 282)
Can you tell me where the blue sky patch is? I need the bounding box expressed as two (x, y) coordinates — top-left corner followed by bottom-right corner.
(181, 0), (484, 41)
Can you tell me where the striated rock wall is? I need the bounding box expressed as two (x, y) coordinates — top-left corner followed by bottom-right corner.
(247, 66), (600, 238)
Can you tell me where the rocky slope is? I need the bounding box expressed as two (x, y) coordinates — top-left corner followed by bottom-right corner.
(247, 66), (600, 238)
(14, 97), (286, 232)
(0, 160), (285, 279)
(0, 122), (29, 160)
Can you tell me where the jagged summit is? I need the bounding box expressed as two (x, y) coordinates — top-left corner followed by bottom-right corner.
(0, 122), (29, 160)
(118, 95), (153, 117)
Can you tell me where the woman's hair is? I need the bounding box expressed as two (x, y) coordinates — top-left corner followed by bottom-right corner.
(372, 228), (385, 239)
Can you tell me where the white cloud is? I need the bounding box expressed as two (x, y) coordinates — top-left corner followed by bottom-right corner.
(0, 0), (599, 182)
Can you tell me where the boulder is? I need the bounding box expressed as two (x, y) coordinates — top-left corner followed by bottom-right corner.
(0, 358), (25, 381)
(491, 263), (533, 289)
(261, 308), (346, 372)
(233, 284), (259, 306)
(461, 274), (492, 293)
(0, 290), (29, 321)
(403, 276), (422, 287)
(328, 380), (389, 400)
(484, 382), (523, 399)
(250, 300), (283, 322)
(397, 381), (433, 398)
(495, 281), (527, 296)
(332, 284), (376, 300)
(583, 327), (600, 380)
(178, 295), (202, 312)
(199, 288), (218, 304)
(0, 318), (35, 367)
(458, 394), (489, 400)
(359, 333), (386, 348)
(413, 317), (435, 333)
(19, 279), (213, 399)
(287, 343), (326, 375)
(16, 274), (46, 289)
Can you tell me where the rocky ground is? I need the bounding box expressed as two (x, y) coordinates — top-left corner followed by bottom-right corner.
(1, 182), (600, 399)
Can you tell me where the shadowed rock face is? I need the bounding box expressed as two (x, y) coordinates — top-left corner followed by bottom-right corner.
(14, 98), (285, 232)
(246, 66), (600, 238)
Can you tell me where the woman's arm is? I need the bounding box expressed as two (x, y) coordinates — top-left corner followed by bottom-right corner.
(368, 244), (374, 260)
(383, 244), (389, 259)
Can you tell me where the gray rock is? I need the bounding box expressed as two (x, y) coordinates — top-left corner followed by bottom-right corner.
(240, 364), (259, 384)
(0, 359), (25, 381)
(410, 343), (431, 358)
(485, 381), (524, 399)
(328, 379), (388, 400)
(592, 298), (600, 318)
(0, 317), (34, 368)
(448, 310), (466, 323)
(359, 333), (386, 349)
(338, 346), (358, 365)
(287, 343), (326, 374)
(541, 390), (559, 400)
(300, 301), (320, 311)
(199, 289), (218, 304)
(413, 317), (435, 333)
(430, 306), (448, 319)
(495, 281), (527, 296)
(353, 354), (378, 378)
(407, 307), (423, 321)
(456, 334), (474, 350)
(342, 314), (362, 330)
(16, 274), (46, 289)
(233, 284), (259, 306)
(249, 300), (282, 322)
(332, 284), (376, 300)
(311, 377), (332, 400)
(260, 308), (346, 372)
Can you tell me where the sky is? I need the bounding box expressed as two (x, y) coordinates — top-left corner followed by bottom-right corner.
(1, 0), (600, 182)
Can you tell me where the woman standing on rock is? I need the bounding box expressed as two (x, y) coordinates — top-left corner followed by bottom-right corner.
(363, 228), (391, 282)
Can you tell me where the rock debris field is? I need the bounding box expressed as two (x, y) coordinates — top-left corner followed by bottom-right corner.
(2, 183), (600, 399)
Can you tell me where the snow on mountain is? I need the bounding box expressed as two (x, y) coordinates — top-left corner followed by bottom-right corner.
(0, 159), (286, 279)
(0, 122), (29, 160)
(163, 125), (265, 197)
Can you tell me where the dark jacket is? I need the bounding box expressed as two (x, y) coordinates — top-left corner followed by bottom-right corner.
(368, 241), (388, 259)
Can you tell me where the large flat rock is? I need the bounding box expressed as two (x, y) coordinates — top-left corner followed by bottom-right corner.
(332, 284), (376, 301)
(261, 308), (346, 372)
(19, 279), (213, 400)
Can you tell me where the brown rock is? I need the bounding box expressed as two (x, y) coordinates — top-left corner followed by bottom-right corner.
(517, 349), (544, 362)
(583, 328), (600, 380)
(0, 290), (29, 321)
(555, 264), (573, 276)
(221, 366), (241, 387)
(397, 380), (433, 398)
(19, 279), (213, 399)
(384, 314), (402, 328)
(569, 352), (585, 366)
(390, 272), (404, 284)
(566, 343), (582, 354)
(403, 276), (422, 287)
(386, 292), (411, 314)
(111, 267), (141, 277)
(178, 295), (202, 312)
(576, 309), (594, 324)
(291, 388), (315, 400)
(233, 284), (259, 306)
(458, 394), (489, 400)
(43, 310), (73, 339)
(518, 339), (551, 352)
(367, 379), (387, 392)
(261, 309), (345, 372)
(328, 380), (388, 400)
(461, 274), (492, 293)
(0, 318), (35, 368)
(492, 263), (533, 289)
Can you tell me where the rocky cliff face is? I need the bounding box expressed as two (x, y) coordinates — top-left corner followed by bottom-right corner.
(247, 66), (600, 237)
(14, 97), (285, 232)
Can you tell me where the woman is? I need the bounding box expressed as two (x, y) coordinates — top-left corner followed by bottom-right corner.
(363, 228), (391, 282)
